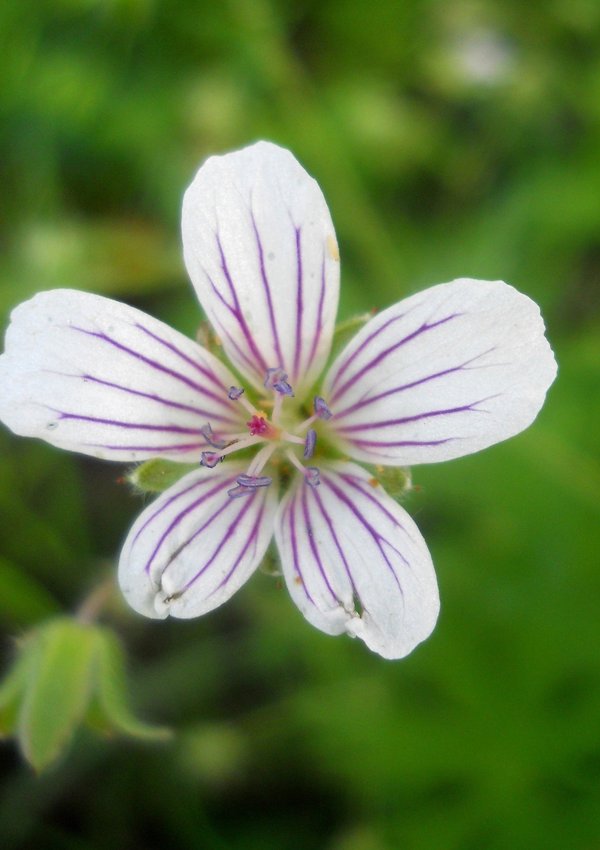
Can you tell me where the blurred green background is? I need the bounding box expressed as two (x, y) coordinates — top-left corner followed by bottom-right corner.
(1, 0), (599, 848)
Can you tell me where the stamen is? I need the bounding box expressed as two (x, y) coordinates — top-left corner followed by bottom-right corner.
(303, 428), (317, 459)
(247, 443), (278, 476)
(314, 396), (332, 420)
(227, 485), (254, 499)
(295, 414), (316, 433)
(264, 366), (286, 388)
(264, 367), (294, 397)
(200, 422), (228, 449)
(236, 474), (273, 488)
(202, 435), (265, 468)
(285, 449), (321, 487)
(273, 379), (294, 397)
(228, 386), (244, 400)
(200, 451), (223, 468)
(228, 473), (273, 500)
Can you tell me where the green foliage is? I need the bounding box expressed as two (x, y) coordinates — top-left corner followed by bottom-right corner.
(0, 0), (599, 847)
(0, 618), (169, 773)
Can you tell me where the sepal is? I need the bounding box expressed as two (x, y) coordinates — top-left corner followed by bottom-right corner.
(128, 458), (198, 494)
(0, 618), (169, 772)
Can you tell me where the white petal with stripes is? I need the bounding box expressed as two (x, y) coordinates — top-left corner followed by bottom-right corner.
(119, 463), (278, 619)
(0, 289), (243, 461)
(182, 141), (340, 395)
(323, 278), (558, 466)
(275, 462), (439, 659)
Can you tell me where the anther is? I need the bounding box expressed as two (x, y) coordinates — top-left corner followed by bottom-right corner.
(200, 423), (228, 449)
(264, 367), (295, 397)
(200, 451), (223, 468)
(314, 396), (332, 420)
(228, 386), (244, 400)
(227, 485), (254, 499)
(228, 472), (273, 499)
(305, 467), (321, 487)
(303, 428), (317, 459)
(236, 474), (273, 488)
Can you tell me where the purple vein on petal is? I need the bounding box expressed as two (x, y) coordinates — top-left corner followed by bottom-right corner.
(329, 311), (408, 395)
(306, 251), (326, 373)
(335, 398), (495, 434)
(250, 209), (284, 370)
(214, 231), (268, 374)
(132, 476), (223, 546)
(74, 374), (239, 424)
(211, 498), (267, 593)
(330, 313), (461, 403)
(53, 410), (211, 435)
(340, 473), (411, 544)
(286, 491), (317, 606)
(323, 474), (405, 591)
(134, 323), (225, 391)
(301, 482), (339, 603)
(141, 476), (238, 575)
(310, 482), (361, 604)
(293, 226), (303, 379)
(68, 326), (230, 409)
(181, 488), (259, 591)
(333, 348), (496, 420)
(206, 300), (263, 382)
(347, 437), (456, 449)
(85, 441), (207, 453)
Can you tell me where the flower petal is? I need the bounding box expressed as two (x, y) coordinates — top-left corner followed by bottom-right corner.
(274, 462), (439, 659)
(182, 141), (340, 393)
(118, 462), (277, 619)
(322, 279), (557, 465)
(0, 289), (243, 461)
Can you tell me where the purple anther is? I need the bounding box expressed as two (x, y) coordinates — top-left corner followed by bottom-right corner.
(200, 451), (223, 468)
(264, 366), (287, 387)
(200, 423), (228, 449)
(314, 396), (332, 420)
(273, 379), (294, 397)
(303, 428), (317, 459)
(228, 386), (245, 400)
(305, 467), (321, 487)
(227, 485), (254, 499)
(236, 474), (273, 488)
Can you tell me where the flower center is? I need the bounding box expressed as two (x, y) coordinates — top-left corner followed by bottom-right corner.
(200, 367), (333, 497)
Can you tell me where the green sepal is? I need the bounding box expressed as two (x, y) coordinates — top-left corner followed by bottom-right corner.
(364, 465), (413, 501)
(0, 641), (34, 737)
(86, 628), (171, 742)
(128, 459), (197, 494)
(17, 619), (98, 773)
(0, 617), (170, 772)
(330, 312), (373, 357)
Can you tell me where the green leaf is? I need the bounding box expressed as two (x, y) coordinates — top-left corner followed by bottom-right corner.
(90, 628), (171, 742)
(128, 459), (197, 494)
(0, 556), (60, 627)
(17, 619), (98, 773)
(0, 641), (33, 737)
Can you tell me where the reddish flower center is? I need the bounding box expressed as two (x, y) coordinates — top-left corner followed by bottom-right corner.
(247, 414), (272, 437)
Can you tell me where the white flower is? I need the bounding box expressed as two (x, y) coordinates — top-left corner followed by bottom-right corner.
(0, 142), (557, 659)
